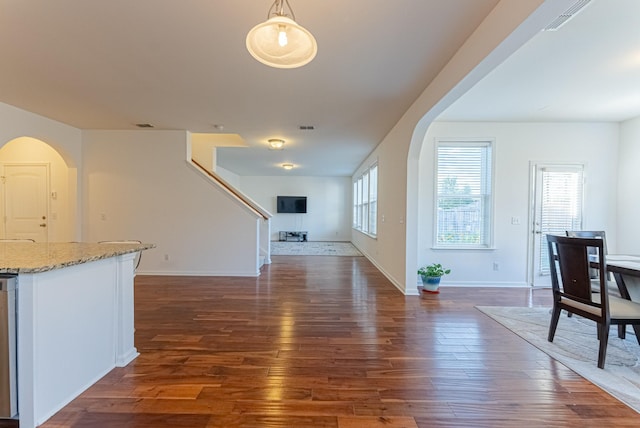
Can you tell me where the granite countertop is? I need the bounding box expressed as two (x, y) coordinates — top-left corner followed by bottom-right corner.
(0, 242), (155, 274)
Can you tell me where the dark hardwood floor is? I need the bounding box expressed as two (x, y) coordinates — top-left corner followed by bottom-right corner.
(28, 256), (639, 427)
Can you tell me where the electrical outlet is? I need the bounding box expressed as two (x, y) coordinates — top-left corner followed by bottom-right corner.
(164, 254), (170, 262)
(493, 262), (499, 271)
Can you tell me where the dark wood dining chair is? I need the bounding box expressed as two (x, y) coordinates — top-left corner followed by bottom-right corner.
(566, 230), (609, 280)
(564, 230), (630, 338)
(547, 234), (640, 368)
(565, 230), (607, 251)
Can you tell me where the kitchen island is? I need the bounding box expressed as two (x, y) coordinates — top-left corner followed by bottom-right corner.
(0, 241), (153, 428)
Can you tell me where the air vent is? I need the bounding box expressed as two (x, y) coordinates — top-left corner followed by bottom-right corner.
(299, 125), (315, 130)
(543, 0), (591, 31)
(135, 123), (155, 128)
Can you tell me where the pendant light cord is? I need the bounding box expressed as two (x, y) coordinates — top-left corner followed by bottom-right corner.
(268, 0), (296, 21)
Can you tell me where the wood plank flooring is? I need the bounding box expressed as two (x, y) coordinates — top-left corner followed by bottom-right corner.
(28, 256), (640, 426)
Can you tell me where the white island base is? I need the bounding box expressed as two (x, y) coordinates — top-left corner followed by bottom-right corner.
(16, 251), (140, 428)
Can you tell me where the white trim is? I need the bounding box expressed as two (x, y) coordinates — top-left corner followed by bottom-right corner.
(138, 270), (261, 277)
(527, 161), (586, 285)
(352, 243), (405, 294)
(352, 161), (378, 237)
(433, 138), (495, 249)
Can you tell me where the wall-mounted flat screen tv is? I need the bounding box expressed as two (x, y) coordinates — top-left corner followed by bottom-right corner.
(277, 196), (307, 213)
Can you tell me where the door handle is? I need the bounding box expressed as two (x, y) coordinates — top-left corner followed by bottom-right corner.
(39, 223), (47, 227)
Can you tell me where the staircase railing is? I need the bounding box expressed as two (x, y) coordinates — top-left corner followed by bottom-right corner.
(190, 158), (271, 220)
(188, 158), (272, 269)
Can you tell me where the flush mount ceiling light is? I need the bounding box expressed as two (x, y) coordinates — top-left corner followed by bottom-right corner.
(268, 138), (285, 150)
(246, 0), (317, 69)
(282, 163), (294, 170)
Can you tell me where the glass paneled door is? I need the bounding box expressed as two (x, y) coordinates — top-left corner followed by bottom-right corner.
(529, 164), (584, 287)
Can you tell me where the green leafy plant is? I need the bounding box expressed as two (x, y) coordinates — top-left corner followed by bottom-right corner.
(418, 263), (451, 277)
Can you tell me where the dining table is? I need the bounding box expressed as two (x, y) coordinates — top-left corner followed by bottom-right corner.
(602, 254), (640, 340)
(606, 254), (640, 302)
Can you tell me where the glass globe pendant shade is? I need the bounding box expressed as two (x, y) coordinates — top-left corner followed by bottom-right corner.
(246, 15), (317, 69)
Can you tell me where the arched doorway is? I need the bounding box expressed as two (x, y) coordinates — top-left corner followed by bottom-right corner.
(0, 137), (77, 242)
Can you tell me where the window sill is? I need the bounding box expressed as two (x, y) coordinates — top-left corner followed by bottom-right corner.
(353, 228), (377, 239)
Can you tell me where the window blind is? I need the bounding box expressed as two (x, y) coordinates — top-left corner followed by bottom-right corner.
(369, 165), (378, 235)
(352, 163), (378, 237)
(436, 141), (492, 247)
(539, 167), (584, 274)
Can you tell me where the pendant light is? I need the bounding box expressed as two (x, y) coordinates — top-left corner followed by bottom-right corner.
(246, 0), (317, 69)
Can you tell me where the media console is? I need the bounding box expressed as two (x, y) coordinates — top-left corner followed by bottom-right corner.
(279, 231), (308, 242)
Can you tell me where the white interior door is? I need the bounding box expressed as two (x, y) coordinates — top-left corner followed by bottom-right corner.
(2, 163), (49, 242)
(529, 163), (584, 287)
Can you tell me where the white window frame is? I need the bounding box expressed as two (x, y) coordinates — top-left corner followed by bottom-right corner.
(368, 165), (378, 236)
(434, 139), (494, 249)
(353, 162), (378, 238)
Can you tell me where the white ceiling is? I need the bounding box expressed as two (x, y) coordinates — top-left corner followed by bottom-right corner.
(0, 1), (636, 177)
(0, 0), (499, 176)
(439, 0), (640, 123)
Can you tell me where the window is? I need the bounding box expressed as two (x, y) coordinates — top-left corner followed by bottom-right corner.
(537, 165), (584, 275)
(353, 163), (378, 237)
(362, 169), (369, 233)
(353, 181), (359, 229)
(435, 140), (493, 248)
(368, 165), (378, 235)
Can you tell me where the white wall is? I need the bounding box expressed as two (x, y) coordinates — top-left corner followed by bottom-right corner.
(216, 165), (241, 188)
(619, 116), (640, 254)
(0, 137), (74, 241)
(0, 102), (82, 165)
(82, 130), (263, 276)
(0, 102), (83, 240)
(352, 0), (571, 293)
(238, 176), (352, 242)
(191, 139), (216, 173)
(418, 121), (619, 287)
(0, 1), (578, 283)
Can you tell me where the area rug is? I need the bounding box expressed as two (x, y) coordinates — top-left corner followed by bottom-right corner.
(477, 306), (640, 413)
(271, 241), (363, 256)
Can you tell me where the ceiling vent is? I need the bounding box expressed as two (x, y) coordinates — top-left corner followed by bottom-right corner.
(135, 123), (155, 128)
(543, 0), (591, 31)
(299, 125), (314, 130)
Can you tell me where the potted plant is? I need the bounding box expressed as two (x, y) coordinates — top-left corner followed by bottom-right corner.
(418, 263), (451, 294)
